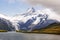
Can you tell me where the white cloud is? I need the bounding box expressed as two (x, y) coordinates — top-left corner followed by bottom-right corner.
(5, 0), (60, 14)
(26, 0), (60, 14)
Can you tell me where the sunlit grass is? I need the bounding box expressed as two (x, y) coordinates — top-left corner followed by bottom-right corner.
(32, 23), (60, 34)
(0, 30), (7, 32)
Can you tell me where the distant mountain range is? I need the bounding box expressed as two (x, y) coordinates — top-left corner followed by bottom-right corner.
(0, 7), (60, 32)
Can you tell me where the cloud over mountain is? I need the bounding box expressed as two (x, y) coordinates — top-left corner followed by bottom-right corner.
(26, 0), (60, 14)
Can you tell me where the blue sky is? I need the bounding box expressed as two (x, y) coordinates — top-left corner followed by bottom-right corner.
(0, 0), (44, 16)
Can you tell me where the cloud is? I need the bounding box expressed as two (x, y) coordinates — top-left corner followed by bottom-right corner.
(5, 0), (60, 14)
(26, 0), (60, 14)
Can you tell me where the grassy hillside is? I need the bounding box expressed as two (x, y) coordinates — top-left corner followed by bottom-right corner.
(30, 23), (60, 34)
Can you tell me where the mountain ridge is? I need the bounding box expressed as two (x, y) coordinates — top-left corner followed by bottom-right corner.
(11, 8), (60, 31)
(0, 7), (60, 31)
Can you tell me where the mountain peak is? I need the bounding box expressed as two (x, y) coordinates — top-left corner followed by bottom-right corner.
(27, 7), (35, 13)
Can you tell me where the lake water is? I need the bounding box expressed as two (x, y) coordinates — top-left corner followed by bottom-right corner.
(0, 32), (60, 40)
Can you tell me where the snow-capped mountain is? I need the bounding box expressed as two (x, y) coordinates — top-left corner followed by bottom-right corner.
(11, 7), (60, 31)
(0, 8), (60, 31)
(0, 14), (15, 31)
(0, 14), (11, 20)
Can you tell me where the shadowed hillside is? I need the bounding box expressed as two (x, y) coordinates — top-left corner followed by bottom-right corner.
(0, 18), (14, 32)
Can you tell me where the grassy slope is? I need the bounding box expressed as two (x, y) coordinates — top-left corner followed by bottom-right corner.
(31, 23), (60, 34)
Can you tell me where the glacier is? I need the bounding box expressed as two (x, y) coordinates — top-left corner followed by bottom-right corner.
(0, 8), (60, 31)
